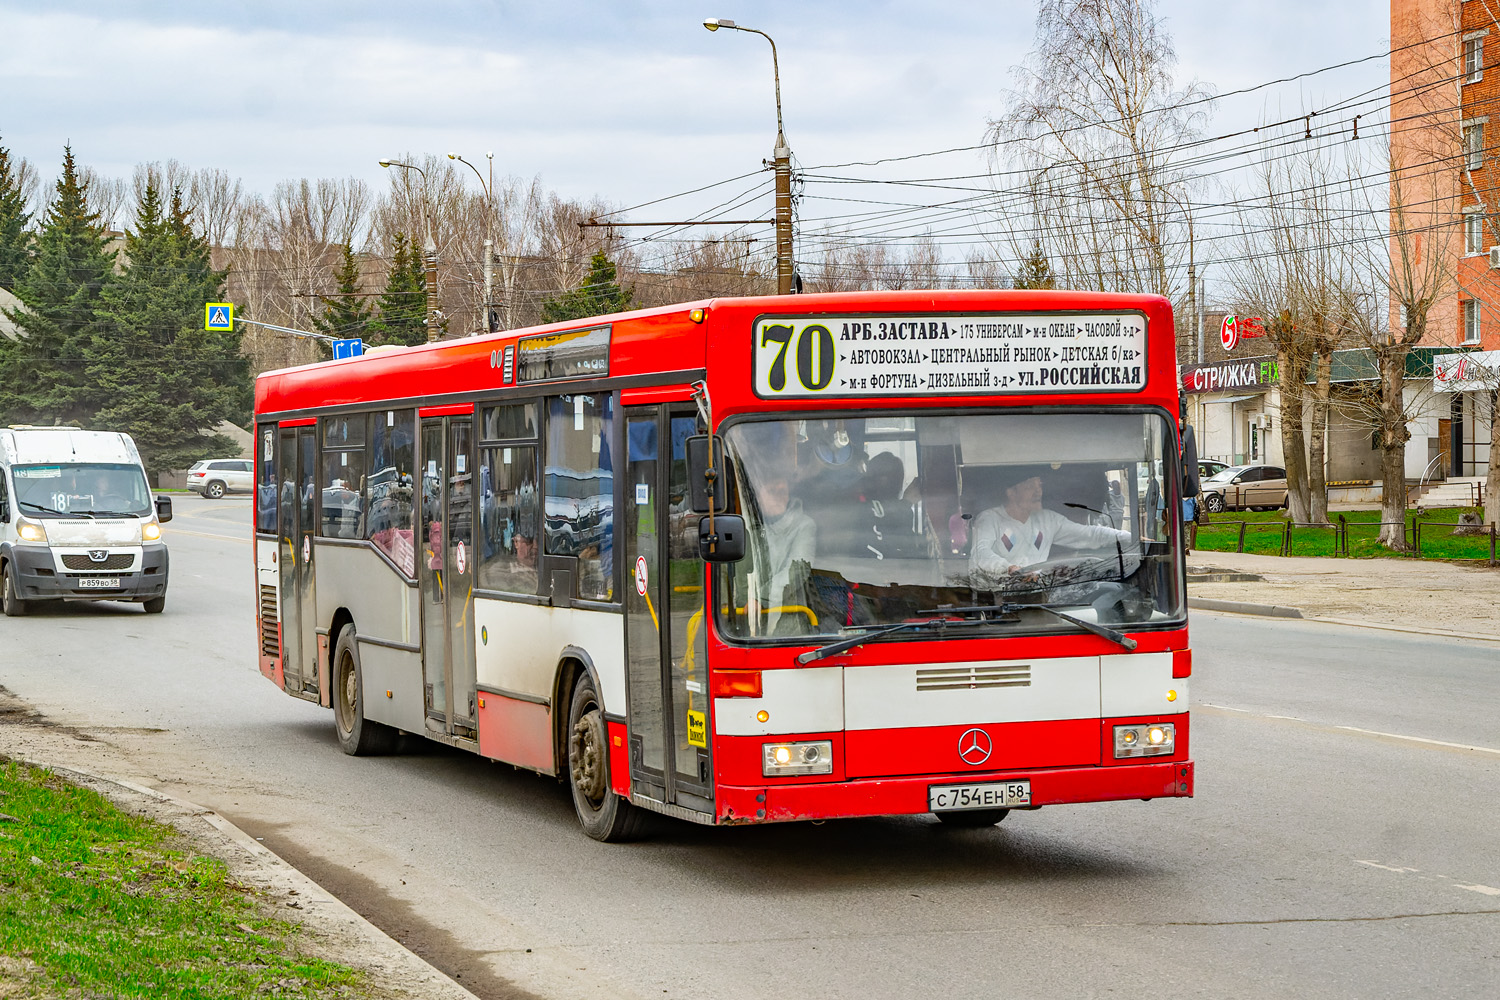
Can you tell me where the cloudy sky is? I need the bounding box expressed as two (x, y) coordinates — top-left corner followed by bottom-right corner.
(2, 0), (1391, 237)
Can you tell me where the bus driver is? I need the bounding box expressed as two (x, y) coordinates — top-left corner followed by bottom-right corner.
(969, 466), (1131, 581)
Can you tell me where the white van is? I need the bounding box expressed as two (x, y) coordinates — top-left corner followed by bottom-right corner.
(0, 427), (172, 615)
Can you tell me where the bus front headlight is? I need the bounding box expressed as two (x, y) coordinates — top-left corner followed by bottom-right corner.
(16, 518), (47, 544)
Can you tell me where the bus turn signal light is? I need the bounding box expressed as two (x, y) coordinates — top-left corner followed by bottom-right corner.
(710, 670), (762, 698)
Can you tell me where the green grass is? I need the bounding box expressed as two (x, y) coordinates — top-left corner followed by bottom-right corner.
(1192, 507), (1497, 561)
(0, 759), (361, 1000)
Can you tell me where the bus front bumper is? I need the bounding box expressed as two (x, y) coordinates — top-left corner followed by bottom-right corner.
(714, 759), (1194, 825)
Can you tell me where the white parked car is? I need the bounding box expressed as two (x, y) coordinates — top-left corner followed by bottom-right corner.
(188, 459), (254, 498)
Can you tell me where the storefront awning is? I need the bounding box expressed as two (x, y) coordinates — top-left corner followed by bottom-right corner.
(1204, 393), (1264, 404)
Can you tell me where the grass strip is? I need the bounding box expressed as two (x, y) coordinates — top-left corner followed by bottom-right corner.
(1193, 507), (1497, 561)
(0, 758), (361, 999)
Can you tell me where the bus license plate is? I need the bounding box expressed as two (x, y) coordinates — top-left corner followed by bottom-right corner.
(929, 781), (1031, 812)
(78, 577), (119, 589)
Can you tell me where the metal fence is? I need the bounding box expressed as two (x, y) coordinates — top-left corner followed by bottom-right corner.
(1195, 515), (1498, 566)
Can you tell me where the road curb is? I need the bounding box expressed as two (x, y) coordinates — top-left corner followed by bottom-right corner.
(14, 758), (482, 1000)
(1188, 596), (1304, 618)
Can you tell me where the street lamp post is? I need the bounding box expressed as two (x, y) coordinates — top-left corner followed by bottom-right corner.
(379, 158), (441, 343)
(450, 152), (497, 333)
(704, 17), (795, 295)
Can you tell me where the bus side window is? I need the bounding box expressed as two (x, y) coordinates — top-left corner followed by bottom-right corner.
(367, 409), (416, 576)
(544, 393), (614, 602)
(478, 401), (541, 596)
(255, 425), (277, 533)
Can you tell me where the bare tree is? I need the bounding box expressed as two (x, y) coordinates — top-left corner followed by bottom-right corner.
(988, 0), (1208, 299)
(77, 165), (128, 232)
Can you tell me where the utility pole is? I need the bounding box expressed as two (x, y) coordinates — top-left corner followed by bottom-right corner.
(452, 151), (499, 333)
(705, 18), (796, 294)
(380, 158), (442, 342)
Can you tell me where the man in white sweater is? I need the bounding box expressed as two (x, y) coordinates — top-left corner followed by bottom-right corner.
(969, 467), (1132, 582)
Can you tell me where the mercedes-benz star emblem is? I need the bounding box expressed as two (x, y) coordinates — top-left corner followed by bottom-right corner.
(957, 727), (992, 766)
(88, 549), (108, 563)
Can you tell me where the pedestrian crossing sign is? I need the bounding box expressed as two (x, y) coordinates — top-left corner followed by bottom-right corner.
(204, 302), (234, 331)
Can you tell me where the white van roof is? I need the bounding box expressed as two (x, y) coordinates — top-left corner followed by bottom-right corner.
(0, 427), (143, 466)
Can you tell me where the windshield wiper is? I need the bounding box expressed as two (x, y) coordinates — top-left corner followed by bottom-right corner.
(17, 500), (88, 518)
(919, 603), (1138, 651)
(74, 509), (141, 518)
(796, 620), (953, 664)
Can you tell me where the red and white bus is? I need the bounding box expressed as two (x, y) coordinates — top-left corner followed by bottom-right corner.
(252, 290), (1193, 840)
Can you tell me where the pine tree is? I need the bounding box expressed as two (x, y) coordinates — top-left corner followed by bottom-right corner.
(0, 145), (115, 426)
(368, 231), (427, 346)
(0, 133), (32, 291)
(315, 242), (371, 342)
(1011, 239), (1057, 290)
(87, 184), (248, 476)
(540, 251), (633, 324)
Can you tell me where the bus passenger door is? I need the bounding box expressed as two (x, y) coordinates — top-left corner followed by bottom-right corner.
(276, 426), (318, 697)
(623, 406), (711, 812)
(418, 415), (477, 739)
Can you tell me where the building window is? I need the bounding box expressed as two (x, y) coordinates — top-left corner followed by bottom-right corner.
(1465, 35), (1484, 84)
(1465, 123), (1485, 171)
(1466, 211), (1485, 254)
(1463, 299), (1482, 344)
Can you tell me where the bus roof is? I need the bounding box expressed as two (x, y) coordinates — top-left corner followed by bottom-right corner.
(255, 289), (1176, 421)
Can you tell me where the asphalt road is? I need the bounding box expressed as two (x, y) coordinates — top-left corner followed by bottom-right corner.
(2, 494), (1497, 1000)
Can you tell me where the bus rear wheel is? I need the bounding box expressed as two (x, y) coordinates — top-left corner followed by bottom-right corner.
(567, 672), (642, 842)
(333, 625), (397, 756)
(935, 809), (1010, 828)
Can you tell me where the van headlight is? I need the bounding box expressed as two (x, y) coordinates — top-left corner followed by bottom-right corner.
(1114, 723), (1175, 758)
(16, 518), (47, 544)
(142, 520), (162, 542)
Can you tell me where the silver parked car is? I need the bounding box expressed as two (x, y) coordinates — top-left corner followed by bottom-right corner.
(1200, 464), (1288, 513)
(188, 459), (253, 499)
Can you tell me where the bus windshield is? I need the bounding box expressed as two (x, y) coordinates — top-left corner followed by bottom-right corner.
(13, 463), (153, 517)
(717, 411), (1182, 640)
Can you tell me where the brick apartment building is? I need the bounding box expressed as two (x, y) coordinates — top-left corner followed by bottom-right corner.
(1391, 0), (1497, 483)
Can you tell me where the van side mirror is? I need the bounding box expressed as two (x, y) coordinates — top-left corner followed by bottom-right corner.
(155, 495), (174, 523)
(685, 434), (726, 513)
(698, 514), (746, 563)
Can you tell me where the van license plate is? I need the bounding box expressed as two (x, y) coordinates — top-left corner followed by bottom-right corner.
(78, 577), (119, 589)
(929, 781), (1030, 812)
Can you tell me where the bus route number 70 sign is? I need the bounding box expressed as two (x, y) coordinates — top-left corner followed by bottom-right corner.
(751, 313), (1148, 398)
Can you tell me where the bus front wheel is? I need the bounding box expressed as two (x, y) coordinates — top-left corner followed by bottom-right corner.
(567, 673), (642, 842)
(333, 625), (397, 756)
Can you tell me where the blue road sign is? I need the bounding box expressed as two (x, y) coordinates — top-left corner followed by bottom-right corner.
(331, 338), (365, 359)
(204, 302), (234, 331)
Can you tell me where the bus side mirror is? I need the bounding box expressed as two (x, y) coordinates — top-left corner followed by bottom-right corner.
(155, 495), (173, 523)
(685, 435), (726, 513)
(698, 514), (746, 563)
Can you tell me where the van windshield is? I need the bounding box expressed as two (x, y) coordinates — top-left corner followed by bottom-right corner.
(12, 464), (152, 517)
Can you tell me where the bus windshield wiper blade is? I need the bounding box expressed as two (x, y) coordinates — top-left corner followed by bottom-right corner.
(919, 603), (1138, 651)
(796, 620), (939, 664)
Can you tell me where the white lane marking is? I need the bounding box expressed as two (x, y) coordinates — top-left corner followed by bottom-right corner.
(1455, 884), (1500, 896)
(1335, 726), (1500, 757)
(1356, 861), (1500, 900)
(1199, 704), (1500, 757)
(1356, 861), (1420, 874)
(164, 527), (250, 545)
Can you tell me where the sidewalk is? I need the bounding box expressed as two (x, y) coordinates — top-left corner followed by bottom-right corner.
(1187, 550), (1500, 639)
